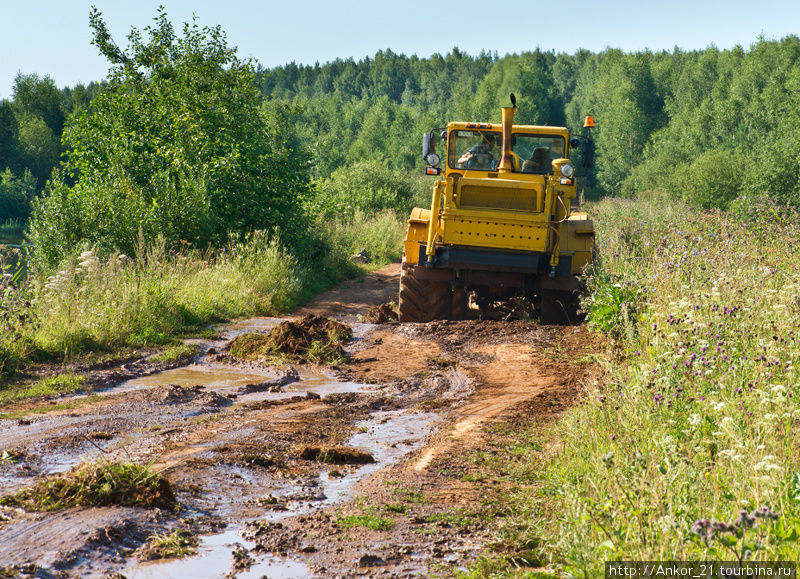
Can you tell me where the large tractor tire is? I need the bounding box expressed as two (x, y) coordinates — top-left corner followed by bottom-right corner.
(539, 289), (581, 325)
(398, 264), (451, 322)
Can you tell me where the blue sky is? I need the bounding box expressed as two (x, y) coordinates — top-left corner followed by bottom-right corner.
(2, 0), (799, 99)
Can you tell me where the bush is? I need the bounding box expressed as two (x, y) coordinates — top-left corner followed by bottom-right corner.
(675, 148), (745, 209)
(0, 169), (36, 222)
(311, 158), (427, 218)
(584, 274), (643, 341)
(28, 8), (312, 269)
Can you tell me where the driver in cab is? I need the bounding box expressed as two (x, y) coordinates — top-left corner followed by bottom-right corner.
(458, 134), (495, 170)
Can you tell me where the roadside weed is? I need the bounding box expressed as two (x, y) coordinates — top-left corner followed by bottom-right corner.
(336, 511), (395, 531)
(143, 529), (198, 560)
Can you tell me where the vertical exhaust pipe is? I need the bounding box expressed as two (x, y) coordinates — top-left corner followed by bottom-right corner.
(496, 105), (516, 173)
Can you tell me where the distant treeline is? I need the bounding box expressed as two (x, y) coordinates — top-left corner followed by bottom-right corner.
(257, 37), (800, 207)
(0, 75), (103, 221)
(4, 34), (800, 226)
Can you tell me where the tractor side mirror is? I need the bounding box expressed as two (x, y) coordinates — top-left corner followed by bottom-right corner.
(569, 138), (580, 148)
(581, 139), (595, 169)
(422, 132), (435, 160)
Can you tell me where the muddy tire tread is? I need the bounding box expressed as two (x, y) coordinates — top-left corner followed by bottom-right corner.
(399, 265), (450, 322)
(540, 289), (581, 325)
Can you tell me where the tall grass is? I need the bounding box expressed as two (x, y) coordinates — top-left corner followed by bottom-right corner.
(0, 218), (25, 245)
(525, 193), (800, 573)
(0, 212), (405, 380)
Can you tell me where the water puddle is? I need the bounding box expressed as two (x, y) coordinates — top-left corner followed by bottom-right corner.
(125, 408), (439, 577)
(127, 527), (311, 579)
(318, 410), (438, 509)
(225, 317), (284, 338)
(117, 364), (283, 393)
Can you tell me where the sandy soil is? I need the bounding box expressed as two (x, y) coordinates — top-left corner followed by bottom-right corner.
(0, 263), (603, 577)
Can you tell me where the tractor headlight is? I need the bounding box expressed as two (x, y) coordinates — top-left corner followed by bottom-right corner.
(426, 152), (441, 167)
(560, 163), (574, 177)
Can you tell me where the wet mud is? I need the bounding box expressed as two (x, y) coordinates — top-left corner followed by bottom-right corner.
(0, 263), (603, 577)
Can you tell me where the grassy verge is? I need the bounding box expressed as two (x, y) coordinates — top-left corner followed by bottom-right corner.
(149, 343), (201, 365)
(467, 193), (800, 575)
(0, 373), (86, 406)
(0, 212), (405, 385)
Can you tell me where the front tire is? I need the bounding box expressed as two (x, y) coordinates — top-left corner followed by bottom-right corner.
(398, 264), (451, 322)
(539, 289), (581, 325)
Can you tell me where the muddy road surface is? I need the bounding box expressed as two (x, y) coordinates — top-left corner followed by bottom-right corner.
(0, 263), (602, 577)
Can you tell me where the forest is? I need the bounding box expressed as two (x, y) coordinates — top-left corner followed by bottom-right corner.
(4, 29), (800, 249)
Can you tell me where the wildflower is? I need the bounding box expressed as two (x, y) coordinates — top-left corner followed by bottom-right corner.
(691, 519), (713, 541)
(770, 384), (786, 396)
(752, 505), (779, 520)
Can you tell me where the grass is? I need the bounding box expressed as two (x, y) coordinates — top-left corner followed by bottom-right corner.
(0, 219), (25, 244)
(149, 343), (200, 364)
(336, 511), (395, 531)
(390, 485), (427, 504)
(0, 373), (86, 407)
(143, 529), (198, 559)
(0, 211), (405, 387)
(0, 460), (176, 511)
(465, 193), (800, 576)
(383, 503), (408, 514)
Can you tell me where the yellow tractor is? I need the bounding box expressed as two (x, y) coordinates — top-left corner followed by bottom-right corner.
(399, 96), (596, 324)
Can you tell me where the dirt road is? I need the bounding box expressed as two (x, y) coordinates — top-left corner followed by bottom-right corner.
(0, 263), (601, 577)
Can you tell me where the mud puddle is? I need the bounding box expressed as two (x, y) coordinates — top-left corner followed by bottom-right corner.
(124, 409), (438, 578)
(0, 291), (444, 577)
(127, 527), (312, 579)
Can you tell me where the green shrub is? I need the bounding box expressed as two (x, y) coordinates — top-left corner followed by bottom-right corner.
(27, 8), (312, 270)
(584, 274), (643, 341)
(311, 158), (427, 218)
(674, 148), (745, 209)
(0, 169), (36, 222)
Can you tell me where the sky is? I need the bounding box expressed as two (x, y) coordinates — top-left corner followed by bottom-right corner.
(2, 0), (800, 99)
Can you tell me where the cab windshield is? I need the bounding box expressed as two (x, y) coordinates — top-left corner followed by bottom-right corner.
(448, 131), (566, 174)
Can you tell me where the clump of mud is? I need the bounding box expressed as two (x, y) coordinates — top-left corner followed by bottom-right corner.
(299, 446), (375, 464)
(1, 461), (176, 511)
(145, 384), (231, 407)
(228, 314), (353, 364)
(362, 303), (398, 324)
(239, 368), (299, 393)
